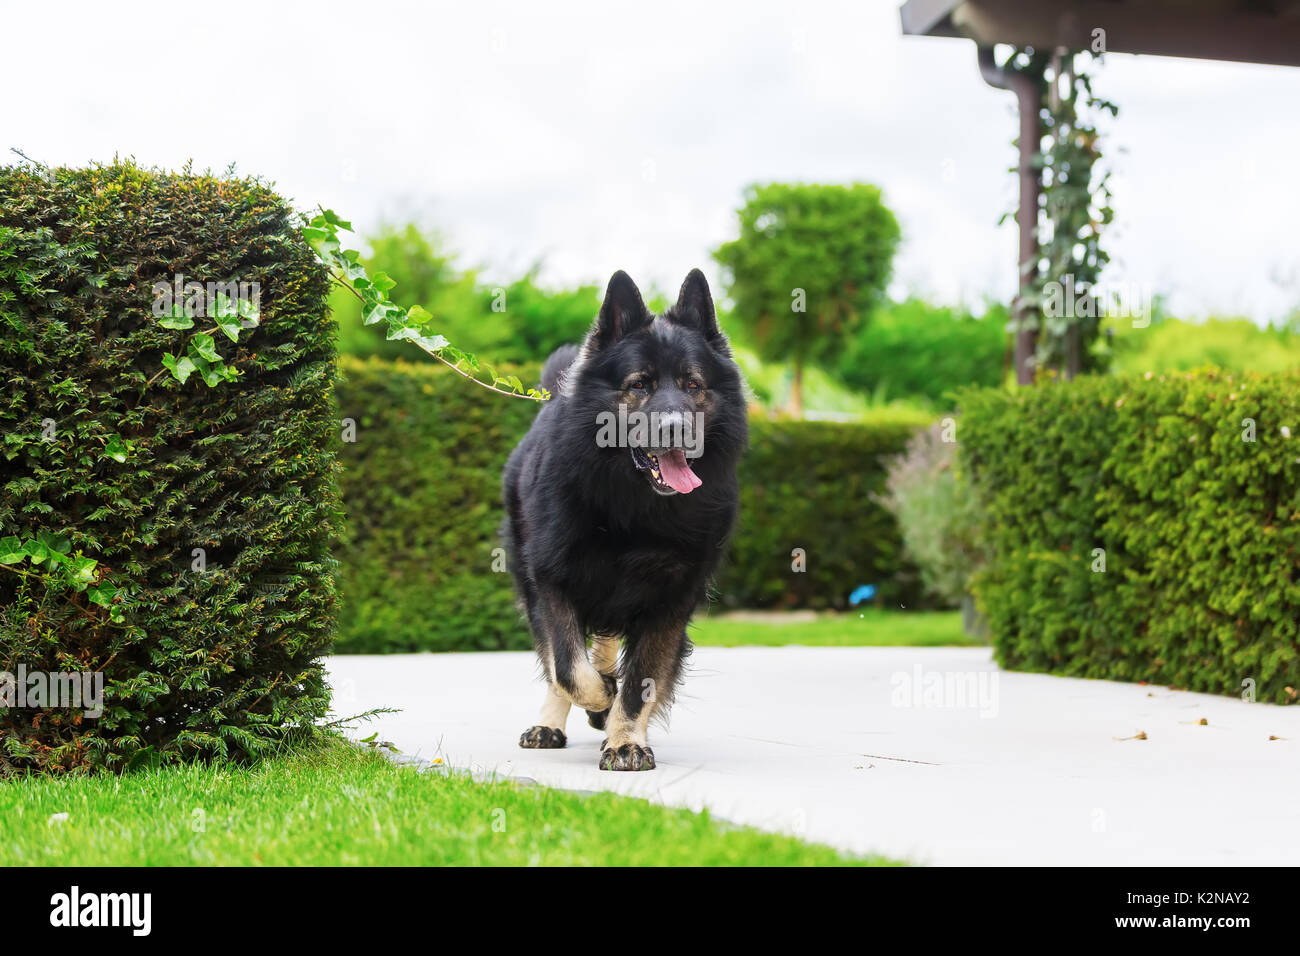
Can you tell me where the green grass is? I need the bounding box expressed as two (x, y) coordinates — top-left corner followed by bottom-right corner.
(690, 609), (975, 647)
(0, 740), (898, 866)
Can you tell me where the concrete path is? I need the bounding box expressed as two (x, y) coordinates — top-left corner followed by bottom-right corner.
(324, 646), (1300, 865)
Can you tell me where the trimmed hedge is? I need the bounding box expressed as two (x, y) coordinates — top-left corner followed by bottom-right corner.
(716, 413), (931, 610)
(334, 357), (540, 653)
(959, 370), (1300, 704)
(334, 356), (930, 652)
(0, 162), (341, 773)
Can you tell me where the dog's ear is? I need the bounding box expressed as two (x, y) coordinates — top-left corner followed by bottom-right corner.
(667, 268), (727, 352)
(591, 271), (651, 350)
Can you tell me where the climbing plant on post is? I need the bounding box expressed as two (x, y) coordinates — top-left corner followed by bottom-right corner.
(1035, 49), (1117, 378)
(993, 46), (1117, 381)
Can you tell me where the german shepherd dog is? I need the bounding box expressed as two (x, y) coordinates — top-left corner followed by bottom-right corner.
(502, 269), (747, 770)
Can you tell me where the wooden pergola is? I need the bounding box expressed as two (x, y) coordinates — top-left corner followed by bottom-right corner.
(900, 0), (1300, 382)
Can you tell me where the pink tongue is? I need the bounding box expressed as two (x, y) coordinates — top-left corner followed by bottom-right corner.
(659, 449), (702, 494)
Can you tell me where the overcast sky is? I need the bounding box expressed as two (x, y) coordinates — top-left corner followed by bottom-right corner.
(6, 0), (1299, 320)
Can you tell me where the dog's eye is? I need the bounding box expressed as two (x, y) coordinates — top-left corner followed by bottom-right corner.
(629, 380), (646, 391)
(686, 379), (703, 391)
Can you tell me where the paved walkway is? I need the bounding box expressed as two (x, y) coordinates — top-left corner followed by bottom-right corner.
(324, 646), (1300, 865)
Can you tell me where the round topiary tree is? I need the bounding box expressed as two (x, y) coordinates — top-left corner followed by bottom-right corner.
(713, 182), (901, 415)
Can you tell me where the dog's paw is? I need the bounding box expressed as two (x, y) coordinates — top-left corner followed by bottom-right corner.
(586, 708), (610, 730)
(598, 742), (656, 771)
(518, 726), (567, 749)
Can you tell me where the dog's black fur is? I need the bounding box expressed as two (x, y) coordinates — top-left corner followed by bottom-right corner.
(502, 269), (747, 770)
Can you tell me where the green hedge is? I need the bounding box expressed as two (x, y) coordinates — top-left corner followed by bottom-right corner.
(334, 357), (929, 652)
(0, 162), (341, 773)
(716, 413), (931, 610)
(959, 370), (1300, 703)
(334, 357), (540, 653)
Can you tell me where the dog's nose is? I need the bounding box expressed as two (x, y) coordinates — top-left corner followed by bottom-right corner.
(647, 408), (701, 453)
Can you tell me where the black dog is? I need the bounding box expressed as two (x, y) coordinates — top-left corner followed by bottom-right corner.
(502, 269), (747, 770)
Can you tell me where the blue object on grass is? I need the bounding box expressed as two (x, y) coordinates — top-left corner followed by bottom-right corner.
(849, 584), (876, 606)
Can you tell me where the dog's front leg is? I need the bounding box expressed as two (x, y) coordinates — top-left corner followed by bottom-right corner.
(519, 588), (615, 750)
(584, 635), (619, 731)
(598, 627), (690, 771)
(519, 680), (572, 749)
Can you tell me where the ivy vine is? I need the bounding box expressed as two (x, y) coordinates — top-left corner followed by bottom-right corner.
(148, 208), (550, 402)
(1001, 47), (1118, 378)
(303, 210), (549, 401)
(0, 532), (122, 622)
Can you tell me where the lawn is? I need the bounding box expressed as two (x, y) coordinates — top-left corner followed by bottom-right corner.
(690, 608), (975, 647)
(0, 739), (899, 866)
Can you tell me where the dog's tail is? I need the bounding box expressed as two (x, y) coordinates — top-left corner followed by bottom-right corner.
(539, 343), (580, 395)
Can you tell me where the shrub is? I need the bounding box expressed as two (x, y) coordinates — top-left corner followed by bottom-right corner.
(333, 357), (930, 652)
(1108, 314), (1300, 376)
(878, 421), (988, 609)
(959, 370), (1300, 703)
(334, 356), (540, 653)
(0, 162), (341, 773)
(717, 412), (932, 611)
(837, 298), (1008, 405)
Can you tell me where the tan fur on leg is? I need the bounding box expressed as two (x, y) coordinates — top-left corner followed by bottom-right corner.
(603, 690), (653, 750)
(536, 680), (571, 732)
(590, 635), (619, 676)
(550, 658), (613, 712)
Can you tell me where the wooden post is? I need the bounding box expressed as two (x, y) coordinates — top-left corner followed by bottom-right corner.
(978, 46), (1042, 385)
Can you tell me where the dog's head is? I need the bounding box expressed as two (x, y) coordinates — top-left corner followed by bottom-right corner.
(563, 269), (747, 497)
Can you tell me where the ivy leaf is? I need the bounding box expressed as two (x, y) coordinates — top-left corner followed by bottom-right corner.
(362, 301), (390, 326)
(190, 333), (220, 363)
(340, 249), (366, 281)
(104, 434), (130, 463)
(161, 352), (196, 384)
(415, 334), (449, 352)
(302, 223), (341, 259)
(23, 537), (49, 565)
(215, 311), (241, 343)
(159, 305), (194, 330)
(199, 360), (226, 388)
(36, 531), (71, 567)
(0, 536), (24, 564)
(88, 582), (117, 607)
(69, 554), (97, 586)
(316, 209), (353, 231)
(237, 296), (260, 328)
